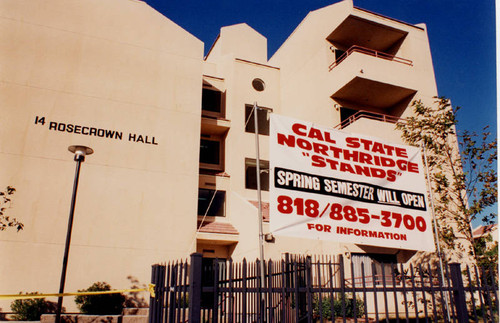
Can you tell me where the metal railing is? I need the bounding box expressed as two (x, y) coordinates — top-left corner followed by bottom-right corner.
(150, 254), (498, 323)
(334, 110), (404, 130)
(329, 45), (413, 71)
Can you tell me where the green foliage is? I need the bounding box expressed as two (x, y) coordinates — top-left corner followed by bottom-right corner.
(474, 234), (498, 269)
(396, 98), (497, 263)
(10, 293), (57, 321)
(0, 186), (23, 232)
(74, 282), (125, 315)
(176, 293), (189, 308)
(312, 295), (364, 319)
(472, 300), (499, 322)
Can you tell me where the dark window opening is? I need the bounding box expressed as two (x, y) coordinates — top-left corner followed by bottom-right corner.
(197, 189), (225, 217)
(245, 104), (270, 136)
(201, 258), (226, 308)
(202, 88), (223, 117)
(334, 49), (346, 61)
(200, 137), (223, 171)
(340, 107), (382, 125)
(245, 158), (269, 191)
(340, 107), (358, 123)
(200, 139), (220, 165)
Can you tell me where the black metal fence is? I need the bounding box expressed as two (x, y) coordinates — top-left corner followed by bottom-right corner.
(149, 253), (498, 323)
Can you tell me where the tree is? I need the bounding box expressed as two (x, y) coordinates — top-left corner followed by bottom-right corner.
(473, 232), (498, 269)
(396, 98), (497, 264)
(0, 186), (23, 232)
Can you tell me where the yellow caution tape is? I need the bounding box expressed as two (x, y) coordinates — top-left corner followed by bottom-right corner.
(0, 284), (156, 300)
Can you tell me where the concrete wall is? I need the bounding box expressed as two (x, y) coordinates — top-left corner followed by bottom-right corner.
(0, 0), (203, 311)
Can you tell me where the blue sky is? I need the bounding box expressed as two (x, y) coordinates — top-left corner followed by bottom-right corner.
(146, 0), (497, 226)
(146, 0), (496, 135)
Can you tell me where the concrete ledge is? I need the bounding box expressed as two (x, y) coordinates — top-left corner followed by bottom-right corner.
(41, 314), (122, 323)
(122, 308), (148, 316)
(122, 316), (147, 323)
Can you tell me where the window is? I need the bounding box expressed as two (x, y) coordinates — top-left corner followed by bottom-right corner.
(199, 136), (223, 171)
(245, 104), (271, 135)
(245, 158), (269, 191)
(202, 88), (224, 118)
(197, 189), (225, 217)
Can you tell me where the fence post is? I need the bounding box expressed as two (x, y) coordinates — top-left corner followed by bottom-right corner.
(213, 259), (219, 323)
(149, 264), (165, 323)
(449, 263), (469, 323)
(168, 263), (178, 323)
(338, 255), (347, 323)
(149, 265), (158, 323)
(189, 253), (203, 323)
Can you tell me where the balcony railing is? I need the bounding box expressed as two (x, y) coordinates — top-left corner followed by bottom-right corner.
(329, 45), (413, 71)
(334, 110), (405, 129)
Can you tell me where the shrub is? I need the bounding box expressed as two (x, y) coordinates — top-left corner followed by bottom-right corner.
(75, 282), (125, 315)
(176, 293), (189, 308)
(10, 293), (57, 320)
(472, 301), (499, 322)
(313, 295), (364, 319)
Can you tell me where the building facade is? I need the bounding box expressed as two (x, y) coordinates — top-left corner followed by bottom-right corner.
(1, 0), (467, 311)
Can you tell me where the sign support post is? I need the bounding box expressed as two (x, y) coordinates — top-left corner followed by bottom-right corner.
(422, 144), (451, 321)
(253, 102), (267, 321)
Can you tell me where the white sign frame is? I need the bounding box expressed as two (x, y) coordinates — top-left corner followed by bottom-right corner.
(269, 114), (435, 251)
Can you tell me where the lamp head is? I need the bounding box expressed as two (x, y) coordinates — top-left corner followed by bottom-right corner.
(68, 145), (93, 161)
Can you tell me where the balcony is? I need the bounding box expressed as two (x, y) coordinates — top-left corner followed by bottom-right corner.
(329, 45), (412, 71)
(197, 173), (237, 246)
(196, 220), (239, 245)
(334, 110), (406, 144)
(327, 14), (408, 54)
(201, 116), (230, 135)
(326, 13), (417, 112)
(328, 48), (416, 110)
(201, 75), (229, 135)
(334, 110), (403, 130)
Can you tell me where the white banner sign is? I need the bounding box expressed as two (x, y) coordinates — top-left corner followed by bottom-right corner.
(269, 114), (435, 251)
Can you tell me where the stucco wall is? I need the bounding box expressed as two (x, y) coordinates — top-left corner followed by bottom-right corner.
(0, 0), (203, 311)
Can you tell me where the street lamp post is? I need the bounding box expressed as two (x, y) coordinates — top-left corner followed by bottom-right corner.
(55, 145), (93, 323)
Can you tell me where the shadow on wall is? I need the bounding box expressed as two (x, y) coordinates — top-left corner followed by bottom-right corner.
(124, 276), (149, 308)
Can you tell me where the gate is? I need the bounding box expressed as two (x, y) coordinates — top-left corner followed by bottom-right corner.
(149, 253), (498, 322)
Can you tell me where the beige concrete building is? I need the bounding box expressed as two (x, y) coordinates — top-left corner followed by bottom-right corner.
(1, 0), (464, 311)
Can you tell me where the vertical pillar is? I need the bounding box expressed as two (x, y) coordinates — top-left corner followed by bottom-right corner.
(189, 253), (203, 323)
(149, 264), (164, 323)
(449, 263), (469, 323)
(148, 265), (157, 323)
(305, 256), (313, 323)
(338, 255), (347, 322)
